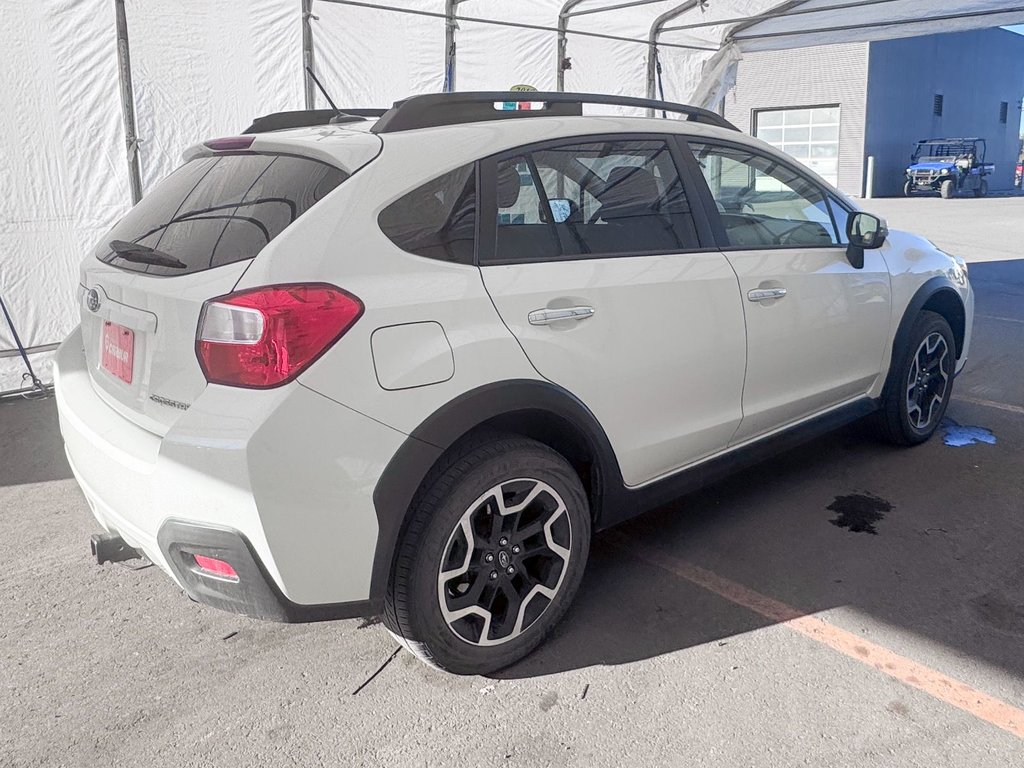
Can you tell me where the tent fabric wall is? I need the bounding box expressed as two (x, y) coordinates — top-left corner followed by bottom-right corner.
(0, 0), (303, 392)
(3, 0), (1023, 393)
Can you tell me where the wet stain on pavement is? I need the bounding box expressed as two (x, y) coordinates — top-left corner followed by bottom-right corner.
(539, 692), (559, 712)
(941, 418), (996, 447)
(827, 493), (892, 535)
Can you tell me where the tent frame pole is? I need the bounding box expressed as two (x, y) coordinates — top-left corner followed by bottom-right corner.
(646, 1), (702, 113)
(113, 0), (142, 205)
(302, 0), (317, 109)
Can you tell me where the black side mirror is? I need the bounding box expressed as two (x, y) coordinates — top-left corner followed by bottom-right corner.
(846, 212), (888, 269)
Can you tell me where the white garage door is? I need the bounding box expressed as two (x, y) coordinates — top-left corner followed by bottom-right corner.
(753, 106), (840, 187)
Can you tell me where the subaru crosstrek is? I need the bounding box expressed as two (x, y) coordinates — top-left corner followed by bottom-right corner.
(55, 92), (974, 674)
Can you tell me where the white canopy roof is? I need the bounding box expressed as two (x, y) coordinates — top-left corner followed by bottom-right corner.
(2, 0), (1023, 391)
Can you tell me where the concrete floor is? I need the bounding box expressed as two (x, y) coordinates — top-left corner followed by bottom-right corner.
(2, 197), (1023, 767)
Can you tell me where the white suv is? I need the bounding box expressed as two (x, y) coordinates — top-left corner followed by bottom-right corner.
(55, 92), (974, 674)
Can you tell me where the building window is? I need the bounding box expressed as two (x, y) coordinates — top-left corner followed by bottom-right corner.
(933, 94), (944, 117)
(752, 105), (840, 187)
(999, 101), (1009, 124)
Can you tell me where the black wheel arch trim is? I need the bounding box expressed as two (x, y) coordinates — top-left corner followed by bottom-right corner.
(369, 379), (623, 600)
(884, 275), (966, 396)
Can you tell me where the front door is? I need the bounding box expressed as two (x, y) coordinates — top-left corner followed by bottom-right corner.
(687, 141), (891, 444)
(478, 136), (747, 486)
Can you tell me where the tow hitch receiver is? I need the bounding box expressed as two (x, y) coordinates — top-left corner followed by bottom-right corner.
(91, 533), (143, 565)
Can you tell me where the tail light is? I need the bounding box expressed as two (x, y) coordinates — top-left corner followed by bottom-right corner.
(197, 283), (363, 388)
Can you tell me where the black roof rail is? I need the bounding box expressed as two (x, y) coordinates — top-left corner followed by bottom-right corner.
(370, 91), (738, 134)
(243, 108), (388, 135)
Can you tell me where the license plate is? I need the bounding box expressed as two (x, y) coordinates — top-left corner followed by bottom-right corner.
(101, 322), (135, 384)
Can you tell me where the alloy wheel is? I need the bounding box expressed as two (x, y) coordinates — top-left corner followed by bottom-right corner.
(905, 331), (950, 430)
(437, 478), (572, 646)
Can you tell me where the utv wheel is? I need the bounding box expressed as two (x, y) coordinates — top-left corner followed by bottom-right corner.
(973, 179), (988, 198)
(383, 434), (591, 675)
(940, 179), (955, 199)
(903, 180), (914, 197)
(875, 310), (955, 446)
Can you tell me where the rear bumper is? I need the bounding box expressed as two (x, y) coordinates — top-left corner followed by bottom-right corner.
(55, 326), (403, 621)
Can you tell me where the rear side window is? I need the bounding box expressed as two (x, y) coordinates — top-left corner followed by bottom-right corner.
(97, 154), (346, 276)
(378, 164), (477, 264)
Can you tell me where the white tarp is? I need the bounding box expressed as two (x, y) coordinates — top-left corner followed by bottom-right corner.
(3, 0), (1023, 392)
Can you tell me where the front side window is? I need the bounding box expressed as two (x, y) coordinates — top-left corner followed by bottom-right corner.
(379, 164), (477, 264)
(690, 142), (841, 249)
(491, 138), (701, 263)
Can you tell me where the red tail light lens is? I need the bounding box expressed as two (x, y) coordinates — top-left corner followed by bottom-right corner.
(192, 554), (239, 581)
(197, 283), (363, 388)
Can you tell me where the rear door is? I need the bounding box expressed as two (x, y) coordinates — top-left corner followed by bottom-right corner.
(686, 140), (891, 444)
(79, 152), (348, 434)
(477, 135), (746, 487)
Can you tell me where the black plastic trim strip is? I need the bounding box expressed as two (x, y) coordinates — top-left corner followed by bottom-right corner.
(369, 379), (882, 599)
(158, 519), (380, 623)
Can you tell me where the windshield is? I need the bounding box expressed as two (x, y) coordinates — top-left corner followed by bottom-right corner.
(96, 154), (347, 276)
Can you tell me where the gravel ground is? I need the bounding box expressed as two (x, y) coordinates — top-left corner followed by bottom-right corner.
(2, 197), (1023, 767)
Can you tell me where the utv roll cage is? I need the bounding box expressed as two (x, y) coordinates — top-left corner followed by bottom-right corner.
(243, 91), (739, 135)
(912, 138), (986, 164)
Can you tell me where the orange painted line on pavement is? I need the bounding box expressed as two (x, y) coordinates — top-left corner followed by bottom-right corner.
(608, 532), (1024, 741)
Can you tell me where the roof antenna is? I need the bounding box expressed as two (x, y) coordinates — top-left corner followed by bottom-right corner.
(305, 65), (339, 112)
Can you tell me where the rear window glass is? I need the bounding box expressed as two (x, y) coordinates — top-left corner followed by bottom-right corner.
(378, 164), (477, 264)
(96, 154), (347, 276)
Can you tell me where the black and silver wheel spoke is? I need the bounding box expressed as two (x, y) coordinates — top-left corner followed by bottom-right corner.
(437, 478), (572, 647)
(905, 332), (950, 430)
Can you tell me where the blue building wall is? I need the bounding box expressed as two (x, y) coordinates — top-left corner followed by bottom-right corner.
(865, 28), (1024, 196)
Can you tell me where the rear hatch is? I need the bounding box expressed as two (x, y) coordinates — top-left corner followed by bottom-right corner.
(79, 129), (380, 434)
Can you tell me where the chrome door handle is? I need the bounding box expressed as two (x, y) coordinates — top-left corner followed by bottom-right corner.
(528, 306), (595, 326)
(747, 287), (787, 302)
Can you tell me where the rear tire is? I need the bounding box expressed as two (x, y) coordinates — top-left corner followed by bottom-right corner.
(383, 434), (591, 675)
(940, 179), (955, 199)
(973, 179), (988, 198)
(875, 311), (955, 446)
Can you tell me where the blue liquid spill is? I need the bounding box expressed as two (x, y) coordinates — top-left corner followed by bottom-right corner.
(941, 418), (996, 447)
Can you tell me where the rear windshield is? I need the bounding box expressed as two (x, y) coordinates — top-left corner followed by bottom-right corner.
(96, 154), (347, 276)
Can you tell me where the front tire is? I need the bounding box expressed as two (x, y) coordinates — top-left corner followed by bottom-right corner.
(383, 434), (591, 675)
(903, 180), (914, 197)
(875, 311), (955, 446)
(940, 179), (955, 199)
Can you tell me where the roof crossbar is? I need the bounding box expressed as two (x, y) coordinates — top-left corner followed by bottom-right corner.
(370, 91), (738, 134)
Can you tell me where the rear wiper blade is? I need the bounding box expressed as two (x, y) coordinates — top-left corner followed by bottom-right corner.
(108, 240), (186, 269)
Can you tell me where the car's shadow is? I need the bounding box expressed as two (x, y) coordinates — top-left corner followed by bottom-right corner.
(495, 411), (1024, 682)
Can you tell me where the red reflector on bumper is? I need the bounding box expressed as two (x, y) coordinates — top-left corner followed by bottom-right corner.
(193, 554), (239, 581)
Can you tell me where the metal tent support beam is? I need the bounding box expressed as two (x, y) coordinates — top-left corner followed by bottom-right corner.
(443, 0), (473, 92)
(645, 1), (703, 113)
(302, 0), (317, 109)
(556, 0), (678, 92)
(113, 0), (142, 205)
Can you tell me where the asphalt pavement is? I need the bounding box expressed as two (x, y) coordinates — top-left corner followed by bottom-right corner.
(2, 196), (1022, 767)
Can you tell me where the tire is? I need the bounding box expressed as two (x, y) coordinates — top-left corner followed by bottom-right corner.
(875, 310), (956, 446)
(903, 180), (914, 197)
(383, 433), (591, 675)
(973, 179), (988, 198)
(940, 179), (955, 199)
